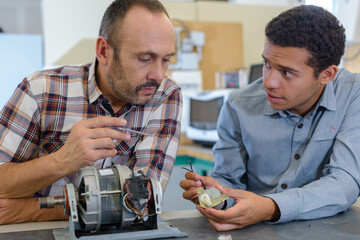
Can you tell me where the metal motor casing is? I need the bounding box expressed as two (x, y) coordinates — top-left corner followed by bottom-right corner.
(75, 165), (162, 233)
(39, 165), (163, 234)
(75, 166), (121, 232)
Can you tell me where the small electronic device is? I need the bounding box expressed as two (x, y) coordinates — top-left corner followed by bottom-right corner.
(185, 89), (233, 147)
(182, 161), (228, 209)
(197, 187), (228, 209)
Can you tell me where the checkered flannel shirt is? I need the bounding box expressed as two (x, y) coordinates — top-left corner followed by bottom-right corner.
(0, 61), (182, 196)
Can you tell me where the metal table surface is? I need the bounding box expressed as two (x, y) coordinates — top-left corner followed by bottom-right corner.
(1, 206), (360, 240)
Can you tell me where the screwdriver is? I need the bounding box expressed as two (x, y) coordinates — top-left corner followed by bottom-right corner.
(109, 126), (152, 137)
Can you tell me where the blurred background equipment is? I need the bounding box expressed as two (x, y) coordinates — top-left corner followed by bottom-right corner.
(169, 19), (205, 71)
(185, 89), (233, 147)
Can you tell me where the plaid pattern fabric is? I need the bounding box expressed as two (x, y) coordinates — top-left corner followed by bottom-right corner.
(0, 61), (182, 197)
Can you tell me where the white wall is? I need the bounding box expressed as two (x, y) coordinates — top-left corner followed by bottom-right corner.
(335, 0), (360, 43)
(42, 1), (292, 68)
(0, 34), (43, 107)
(0, 0), (43, 108)
(42, 0), (113, 67)
(229, 0), (304, 6)
(0, 0), (42, 34)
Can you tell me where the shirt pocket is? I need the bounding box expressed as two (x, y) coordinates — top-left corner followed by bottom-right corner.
(310, 125), (338, 141)
(300, 126), (337, 177)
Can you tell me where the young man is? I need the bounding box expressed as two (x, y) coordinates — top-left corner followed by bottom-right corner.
(181, 5), (360, 231)
(0, 0), (182, 224)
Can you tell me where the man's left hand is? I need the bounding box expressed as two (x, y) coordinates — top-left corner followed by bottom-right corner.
(196, 184), (279, 231)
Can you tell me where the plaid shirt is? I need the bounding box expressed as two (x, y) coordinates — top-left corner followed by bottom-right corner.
(0, 61), (182, 197)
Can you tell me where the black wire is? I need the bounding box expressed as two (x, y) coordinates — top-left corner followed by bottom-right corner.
(182, 161), (206, 189)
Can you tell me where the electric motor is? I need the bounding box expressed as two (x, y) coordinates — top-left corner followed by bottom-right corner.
(39, 165), (162, 235)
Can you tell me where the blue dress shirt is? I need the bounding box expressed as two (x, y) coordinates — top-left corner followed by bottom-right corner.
(210, 68), (360, 223)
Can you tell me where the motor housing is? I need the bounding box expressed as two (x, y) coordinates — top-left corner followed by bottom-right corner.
(39, 165), (163, 236)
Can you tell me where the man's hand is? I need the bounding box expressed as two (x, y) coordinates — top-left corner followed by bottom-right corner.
(196, 184), (279, 231)
(0, 116), (133, 199)
(0, 198), (68, 225)
(179, 172), (220, 205)
(53, 116), (131, 175)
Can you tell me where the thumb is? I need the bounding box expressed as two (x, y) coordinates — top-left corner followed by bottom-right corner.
(216, 184), (246, 199)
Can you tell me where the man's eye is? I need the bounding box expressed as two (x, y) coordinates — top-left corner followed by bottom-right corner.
(263, 60), (270, 69)
(139, 58), (150, 63)
(283, 71), (295, 77)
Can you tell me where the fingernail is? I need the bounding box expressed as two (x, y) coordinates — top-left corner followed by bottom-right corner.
(125, 134), (131, 140)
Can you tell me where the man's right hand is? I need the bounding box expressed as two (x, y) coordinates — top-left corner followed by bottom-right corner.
(53, 116), (131, 175)
(179, 172), (220, 205)
(0, 116), (132, 198)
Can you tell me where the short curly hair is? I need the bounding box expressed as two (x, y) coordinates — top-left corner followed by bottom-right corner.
(265, 5), (346, 78)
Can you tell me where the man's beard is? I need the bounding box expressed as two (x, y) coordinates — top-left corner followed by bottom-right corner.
(107, 58), (161, 105)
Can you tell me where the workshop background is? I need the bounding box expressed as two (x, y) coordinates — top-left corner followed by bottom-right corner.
(0, 0), (359, 212)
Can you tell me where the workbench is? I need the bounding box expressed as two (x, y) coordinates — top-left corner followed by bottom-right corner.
(2, 144), (359, 239)
(1, 203), (360, 240)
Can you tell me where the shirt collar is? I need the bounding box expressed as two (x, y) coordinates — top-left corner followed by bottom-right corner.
(264, 80), (337, 117)
(318, 81), (336, 111)
(87, 60), (103, 104)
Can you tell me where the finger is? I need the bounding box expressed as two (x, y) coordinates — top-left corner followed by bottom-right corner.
(216, 184), (246, 199)
(183, 172), (206, 190)
(182, 188), (199, 201)
(185, 171), (200, 180)
(84, 149), (118, 163)
(200, 176), (219, 188)
(91, 137), (118, 149)
(88, 127), (131, 141)
(183, 173), (217, 189)
(81, 116), (128, 129)
(0, 198), (7, 208)
(179, 179), (202, 190)
(196, 205), (236, 223)
(208, 218), (243, 231)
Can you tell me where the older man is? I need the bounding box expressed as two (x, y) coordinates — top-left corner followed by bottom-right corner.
(0, 0), (181, 224)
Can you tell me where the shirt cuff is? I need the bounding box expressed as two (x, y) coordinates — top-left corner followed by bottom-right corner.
(264, 190), (301, 223)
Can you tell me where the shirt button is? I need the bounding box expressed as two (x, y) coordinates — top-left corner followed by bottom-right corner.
(281, 184), (287, 189)
(295, 154), (300, 160)
(298, 123), (303, 128)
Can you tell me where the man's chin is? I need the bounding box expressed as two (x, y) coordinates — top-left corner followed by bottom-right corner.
(269, 102), (287, 111)
(133, 95), (153, 106)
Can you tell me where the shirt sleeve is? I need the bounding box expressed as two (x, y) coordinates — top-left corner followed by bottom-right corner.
(131, 88), (182, 192)
(265, 94), (360, 223)
(210, 98), (248, 207)
(0, 78), (41, 163)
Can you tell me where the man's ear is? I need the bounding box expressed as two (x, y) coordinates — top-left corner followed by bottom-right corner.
(319, 65), (338, 85)
(96, 36), (111, 65)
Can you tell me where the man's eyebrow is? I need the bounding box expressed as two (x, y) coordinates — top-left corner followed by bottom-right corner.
(137, 51), (176, 57)
(262, 55), (300, 74)
(166, 52), (176, 57)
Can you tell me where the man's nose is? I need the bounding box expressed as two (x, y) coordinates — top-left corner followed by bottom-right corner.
(148, 61), (165, 83)
(263, 70), (281, 89)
